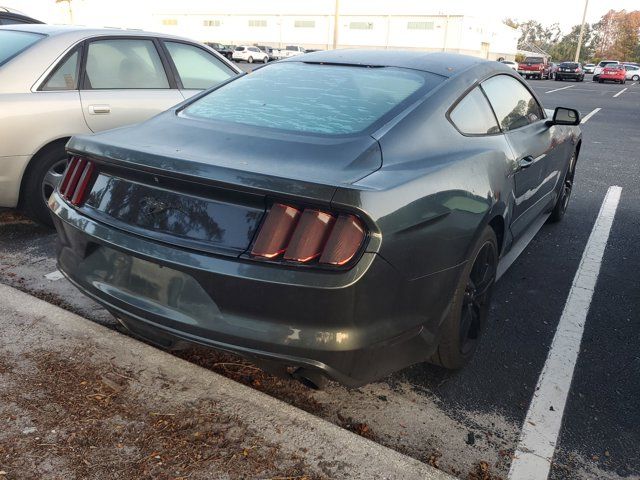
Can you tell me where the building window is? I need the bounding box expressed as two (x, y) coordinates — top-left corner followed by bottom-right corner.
(203, 20), (221, 27)
(407, 21), (434, 30)
(349, 21), (373, 30)
(248, 19), (267, 28)
(294, 20), (315, 28)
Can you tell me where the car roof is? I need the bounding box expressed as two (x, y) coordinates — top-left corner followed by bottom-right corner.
(281, 49), (487, 78)
(0, 23), (189, 41)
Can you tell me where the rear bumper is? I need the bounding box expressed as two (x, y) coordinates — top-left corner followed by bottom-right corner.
(49, 192), (460, 386)
(556, 73), (582, 79)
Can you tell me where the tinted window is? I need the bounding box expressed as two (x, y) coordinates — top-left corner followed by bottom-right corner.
(450, 87), (499, 135)
(0, 30), (43, 65)
(598, 61), (617, 67)
(235, 46), (245, 51)
(524, 57), (544, 63)
(559, 63), (579, 68)
(42, 50), (79, 90)
(165, 41), (234, 89)
(184, 63), (442, 135)
(85, 39), (169, 89)
(482, 75), (544, 132)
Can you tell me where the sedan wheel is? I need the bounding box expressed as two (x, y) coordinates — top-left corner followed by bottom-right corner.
(429, 226), (498, 369)
(42, 158), (67, 204)
(633, 75), (639, 81)
(22, 145), (69, 227)
(247, 56), (254, 64)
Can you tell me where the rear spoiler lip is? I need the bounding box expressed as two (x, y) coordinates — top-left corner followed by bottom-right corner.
(65, 142), (339, 208)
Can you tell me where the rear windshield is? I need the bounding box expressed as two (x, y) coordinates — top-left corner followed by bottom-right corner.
(598, 61), (618, 67)
(524, 57), (544, 63)
(183, 62), (442, 135)
(0, 30), (44, 66)
(560, 63), (579, 68)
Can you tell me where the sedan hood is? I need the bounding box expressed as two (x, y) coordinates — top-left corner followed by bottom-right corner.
(67, 111), (382, 203)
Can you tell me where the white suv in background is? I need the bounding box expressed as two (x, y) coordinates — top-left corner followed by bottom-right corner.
(593, 60), (620, 81)
(0, 24), (240, 225)
(231, 45), (269, 64)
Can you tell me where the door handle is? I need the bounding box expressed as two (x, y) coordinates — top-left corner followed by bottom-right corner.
(518, 156), (535, 169)
(88, 104), (111, 114)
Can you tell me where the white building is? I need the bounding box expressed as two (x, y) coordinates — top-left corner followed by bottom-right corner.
(47, 0), (518, 60)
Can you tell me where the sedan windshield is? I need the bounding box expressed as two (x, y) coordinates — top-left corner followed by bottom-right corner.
(183, 62), (442, 135)
(0, 30), (44, 66)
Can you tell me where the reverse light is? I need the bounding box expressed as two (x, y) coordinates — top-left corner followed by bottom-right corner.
(251, 203), (367, 267)
(59, 156), (95, 206)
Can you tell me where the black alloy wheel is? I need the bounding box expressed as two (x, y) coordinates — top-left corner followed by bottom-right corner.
(459, 241), (497, 356)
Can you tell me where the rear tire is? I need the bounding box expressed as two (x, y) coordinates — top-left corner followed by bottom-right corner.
(21, 144), (68, 227)
(633, 75), (639, 81)
(549, 151), (576, 223)
(430, 226), (498, 369)
(247, 56), (253, 64)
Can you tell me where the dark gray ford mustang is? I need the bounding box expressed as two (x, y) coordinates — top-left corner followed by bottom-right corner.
(49, 50), (582, 387)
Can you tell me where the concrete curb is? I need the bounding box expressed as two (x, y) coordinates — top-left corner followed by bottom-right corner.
(0, 283), (454, 479)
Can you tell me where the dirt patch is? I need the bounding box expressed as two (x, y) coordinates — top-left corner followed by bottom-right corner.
(0, 349), (324, 480)
(176, 347), (325, 417)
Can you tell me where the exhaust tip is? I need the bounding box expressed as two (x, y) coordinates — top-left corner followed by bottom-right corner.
(291, 367), (329, 390)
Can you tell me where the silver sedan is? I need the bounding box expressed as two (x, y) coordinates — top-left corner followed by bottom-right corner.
(0, 24), (240, 225)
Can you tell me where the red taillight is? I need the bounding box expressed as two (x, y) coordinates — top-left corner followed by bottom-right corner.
(284, 209), (335, 262)
(59, 156), (95, 206)
(319, 214), (366, 265)
(251, 203), (301, 258)
(251, 203), (367, 267)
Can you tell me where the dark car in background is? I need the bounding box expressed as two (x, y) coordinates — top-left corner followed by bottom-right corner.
(555, 62), (584, 82)
(204, 42), (233, 60)
(49, 51), (582, 388)
(0, 6), (43, 24)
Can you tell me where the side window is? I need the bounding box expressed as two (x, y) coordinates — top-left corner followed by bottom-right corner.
(85, 39), (169, 89)
(481, 75), (544, 131)
(450, 87), (500, 135)
(42, 50), (79, 90)
(165, 41), (235, 89)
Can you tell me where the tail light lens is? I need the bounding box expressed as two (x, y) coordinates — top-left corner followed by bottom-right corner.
(59, 156), (95, 206)
(251, 203), (367, 267)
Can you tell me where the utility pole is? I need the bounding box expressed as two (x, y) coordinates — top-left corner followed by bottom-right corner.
(574, 0), (589, 62)
(332, 0), (340, 50)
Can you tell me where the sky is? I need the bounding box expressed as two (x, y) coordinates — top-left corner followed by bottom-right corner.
(4, 0), (639, 32)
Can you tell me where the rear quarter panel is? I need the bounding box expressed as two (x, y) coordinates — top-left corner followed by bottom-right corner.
(332, 69), (516, 280)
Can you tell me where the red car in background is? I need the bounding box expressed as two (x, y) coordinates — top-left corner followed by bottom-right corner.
(599, 65), (626, 84)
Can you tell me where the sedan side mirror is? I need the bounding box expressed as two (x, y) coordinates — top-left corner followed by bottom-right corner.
(547, 107), (581, 126)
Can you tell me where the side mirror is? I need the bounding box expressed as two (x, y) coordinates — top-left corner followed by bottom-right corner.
(547, 107), (581, 126)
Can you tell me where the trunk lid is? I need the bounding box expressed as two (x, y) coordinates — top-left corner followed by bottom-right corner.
(67, 112), (381, 257)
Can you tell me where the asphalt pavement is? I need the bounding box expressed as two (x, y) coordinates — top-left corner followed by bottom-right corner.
(0, 73), (638, 480)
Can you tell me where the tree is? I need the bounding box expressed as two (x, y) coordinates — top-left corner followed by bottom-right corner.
(549, 24), (595, 63)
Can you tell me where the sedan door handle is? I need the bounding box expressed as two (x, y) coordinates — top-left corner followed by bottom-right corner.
(88, 104), (111, 114)
(518, 156), (535, 169)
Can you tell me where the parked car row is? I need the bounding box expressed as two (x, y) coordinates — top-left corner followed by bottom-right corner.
(507, 57), (639, 84)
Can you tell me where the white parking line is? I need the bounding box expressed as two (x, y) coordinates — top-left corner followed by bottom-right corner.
(580, 108), (601, 124)
(545, 85), (575, 94)
(613, 87), (627, 98)
(508, 186), (622, 480)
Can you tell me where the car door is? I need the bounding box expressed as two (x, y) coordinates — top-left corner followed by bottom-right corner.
(481, 74), (563, 240)
(79, 36), (183, 133)
(160, 40), (238, 100)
